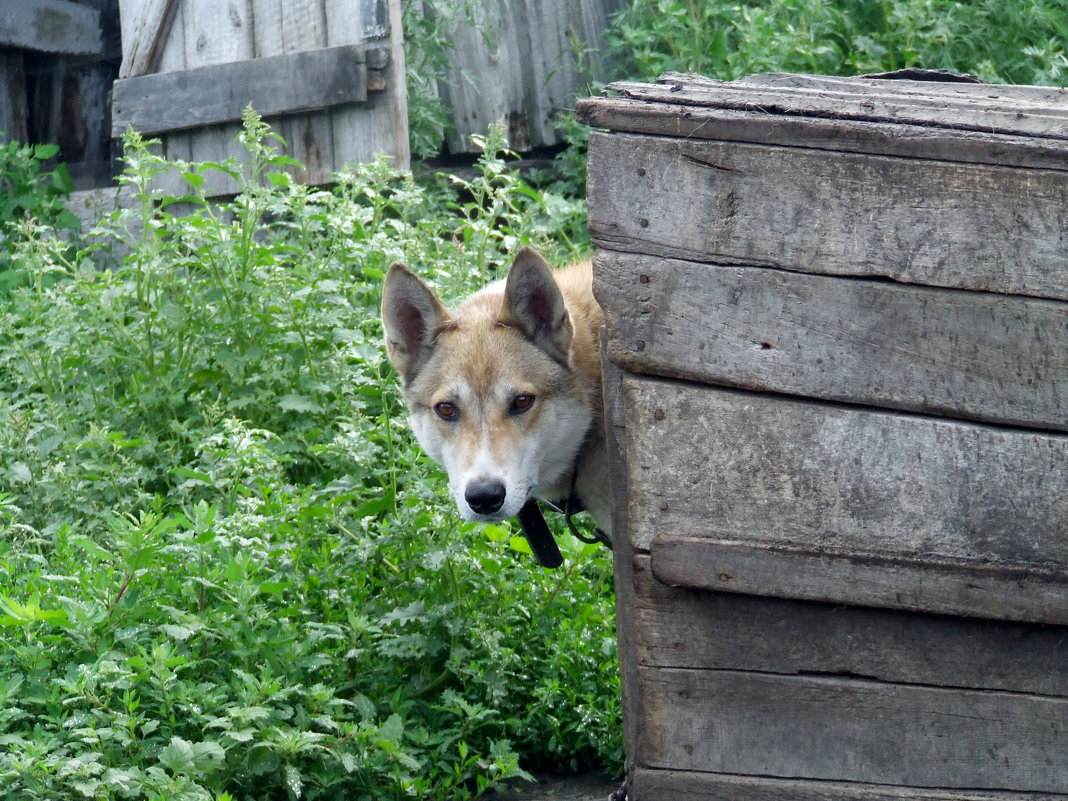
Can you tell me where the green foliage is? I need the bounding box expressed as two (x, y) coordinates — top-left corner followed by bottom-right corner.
(0, 114), (616, 800)
(546, 0), (1067, 202)
(401, 0), (509, 159)
(605, 0), (1068, 84)
(0, 140), (80, 293)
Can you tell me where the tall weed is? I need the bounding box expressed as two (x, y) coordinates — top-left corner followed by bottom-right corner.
(0, 114), (615, 801)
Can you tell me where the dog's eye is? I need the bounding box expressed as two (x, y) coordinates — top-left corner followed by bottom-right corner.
(434, 401), (459, 421)
(510, 394), (535, 414)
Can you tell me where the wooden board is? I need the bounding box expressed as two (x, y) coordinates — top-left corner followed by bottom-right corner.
(576, 96), (1068, 172)
(596, 251), (1068, 432)
(0, 0), (102, 55)
(652, 535), (1068, 625)
(434, 0), (627, 153)
(618, 376), (1068, 621)
(586, 132), (1068, 301)
(630, 768), (1068, 801)
(630, 556), (1068, 696)
(115, 0), (408, 194)
(601, 350), (641, 775)
(0, 52), (27, 142)
(111, 44), (378, 137)
(636, 668), (1068, 791)
(604, 73), (1068, 141)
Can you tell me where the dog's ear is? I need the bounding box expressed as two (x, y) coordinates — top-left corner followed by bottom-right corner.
(381, 262), (450, 384)
(500, 247), (573, 366)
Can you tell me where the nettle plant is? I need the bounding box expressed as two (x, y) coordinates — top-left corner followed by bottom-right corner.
(0, 112), (615, 801)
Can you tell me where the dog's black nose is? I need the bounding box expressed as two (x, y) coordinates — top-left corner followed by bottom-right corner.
(465, 479), (507, 515)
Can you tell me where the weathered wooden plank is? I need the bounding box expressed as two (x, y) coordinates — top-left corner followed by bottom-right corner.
(652, 535), (1068, 625)
(733, 71), (1068, 106)
(630, 556), (1068, 696)
(250, 0), (334, 186)
(437, 0), (628, 153)
(0, 0), (102, 55)
(575, 96), (1068, 171)
(111, 44), (374, 137)
(621, 377), (1068, 590)
(586, 132), (1068, 301)
(601, 350), (641, 775)
(325, 0), (410, 171)
(630, 768), (1068, 801)
(595, 251), (1068, 432)
(637, 668), (1068, 791)
(0, 52), (27, 142)
(118, 0), (179, 78)
(604, 74), (1068, 140)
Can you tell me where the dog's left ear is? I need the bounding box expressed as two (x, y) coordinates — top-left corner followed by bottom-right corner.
(500, 247), (573, 366)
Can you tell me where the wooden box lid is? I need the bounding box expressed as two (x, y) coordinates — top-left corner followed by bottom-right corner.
(577, 71), (1068, 168)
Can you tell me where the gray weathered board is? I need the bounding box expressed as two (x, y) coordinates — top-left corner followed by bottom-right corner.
(596, 251), (1068, 432)
(426, 0), (627, 153)
(620, 373), (1068, 623)
(111, 43), (386, 136)
(115, 0), (408, 193)
(630, 556), (1068, 697)
(577, 72), (1068, 169)
(630, 769), (1068, 801)
(0, 0), (103, 55)
(585, 130), (1068, 300)
(638, 668), (1066, 791)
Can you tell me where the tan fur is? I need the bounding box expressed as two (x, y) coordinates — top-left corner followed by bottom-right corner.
(381, 249), (610, 535)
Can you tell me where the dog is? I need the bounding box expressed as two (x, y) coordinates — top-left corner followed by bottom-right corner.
(381, 247), (611, 543)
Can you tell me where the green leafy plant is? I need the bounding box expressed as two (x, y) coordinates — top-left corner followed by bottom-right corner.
(0, 140), (79, 292)
(0, 114), (616, 800)
(604, 0), (1068, 83)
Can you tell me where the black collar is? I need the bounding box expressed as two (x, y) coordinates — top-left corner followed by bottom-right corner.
(516, 471), (611, 569)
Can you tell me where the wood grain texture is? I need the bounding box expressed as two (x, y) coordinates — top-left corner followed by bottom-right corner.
(630, 556), (1068, 696)
(250, 0), (332, 186)
(115, 0), (408, 194)
(601, 352), (640, 776)
(111, 44), (373, 136)
(576, 96), (1068, 171)
(621, 376), (1068, 582)
(436, 0), (627, 153)
(0, 0), (102, 55)
(118, 0), (178, 77)
(595, 251), (1068, 431)
(604, 73), (1068, 141)
(637, 667), (1068, 791)
(325, 0), (410, 172)
(630, 768), (1068, 801)
(0, 52), (27, 142)
(586, 132), (1068, 301)
(652, 535), (1068, 624)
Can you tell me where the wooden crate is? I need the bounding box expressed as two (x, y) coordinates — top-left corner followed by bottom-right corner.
(577, 73), (1068, 800)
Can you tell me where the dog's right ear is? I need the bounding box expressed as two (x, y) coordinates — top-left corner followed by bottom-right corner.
(381, 262), (450, 384)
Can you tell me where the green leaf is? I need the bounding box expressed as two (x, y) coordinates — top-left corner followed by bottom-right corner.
(284, 764), (303, 798)
(71, 536), (113, 562)
(33, 143), (59, 160)
(279, 393), (324, 414)
(50, 161), (75, 194)
(508, 536), (533, 556)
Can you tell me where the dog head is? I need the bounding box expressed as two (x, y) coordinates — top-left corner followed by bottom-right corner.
(381, 248), (593, 522)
